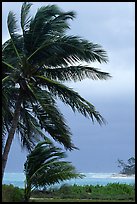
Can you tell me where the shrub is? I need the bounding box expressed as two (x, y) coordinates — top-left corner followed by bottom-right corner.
(38, 183), (135, 200)
(2, 184), (24, 202)
(30, 183), (135, 201)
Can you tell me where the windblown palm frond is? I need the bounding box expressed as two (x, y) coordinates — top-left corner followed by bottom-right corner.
(21, 2), (33, 33)
(24, 140), (84, 201)
(33, 76), (105, 124)
(27, 35), (109, 67)
(7, 11), (23, 63)
(38, 65), (110, 82)
(7, 11), (18, 36)
(22, 5), (75, 57)
(2, 79), (18, 151)
(26, 85), (74, 149)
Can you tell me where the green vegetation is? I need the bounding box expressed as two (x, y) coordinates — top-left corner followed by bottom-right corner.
(2, 184), (24, 202)
(2, 183), (135, 202)
(24, 140), (83, 202)
(31, 183), (135, 202)
(118, 157), (135, 175)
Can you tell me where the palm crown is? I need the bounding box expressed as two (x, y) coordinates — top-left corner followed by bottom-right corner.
(24, 139), (84, 201)
(2, 2), (111, 152)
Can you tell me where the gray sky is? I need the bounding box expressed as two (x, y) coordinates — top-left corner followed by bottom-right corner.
(2, 2), (135, 173)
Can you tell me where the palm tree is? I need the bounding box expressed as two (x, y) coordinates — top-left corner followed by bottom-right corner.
(24, 139), (84, 202)
(2, 2), (111, 179)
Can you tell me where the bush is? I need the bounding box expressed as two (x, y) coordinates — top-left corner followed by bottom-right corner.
(2, 184), (24, 202)
(34, 183), (135, 201)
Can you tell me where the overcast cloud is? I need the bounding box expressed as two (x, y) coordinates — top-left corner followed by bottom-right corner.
(2, 2), (135, 173)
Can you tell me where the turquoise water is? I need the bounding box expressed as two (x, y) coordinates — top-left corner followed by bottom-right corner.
(3, 172), (135, 189)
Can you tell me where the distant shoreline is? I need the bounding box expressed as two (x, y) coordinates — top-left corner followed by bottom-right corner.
(111, 173), (135, 177)
(3, 172), (135, 178)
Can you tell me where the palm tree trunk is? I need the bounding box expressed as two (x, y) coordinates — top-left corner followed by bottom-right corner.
(2, 93), (22, 180)
(24, 183), (31, 202)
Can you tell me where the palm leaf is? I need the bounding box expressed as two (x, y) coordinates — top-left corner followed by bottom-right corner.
(7, 11), (22, 62)
(2, 85), (16, 151)
(41, 65), (111, 82)
(26, 84), (75, 150)
(27, 35), (108, 66)
(35, 76), (106, 124)
(17, 109), (40, 151)
(7, 11), (18, 36)
(28, 5), (75, 49)
(24, 140), (84, 191)
(21, 2), (33, 33)
(17, 104), (52, 151)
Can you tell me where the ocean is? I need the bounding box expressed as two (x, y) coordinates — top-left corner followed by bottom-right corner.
(3, 172), (135, 189)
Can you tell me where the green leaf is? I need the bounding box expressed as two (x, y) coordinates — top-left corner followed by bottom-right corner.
(42, 65), (111, 82)
(35, 76), (106, 124)
(21, 2), (33, 33)
(26, 83), (74, 150)
(24, 141), (84, 191)
(7, 11), (22, 62)
(7, 11), (18, 35)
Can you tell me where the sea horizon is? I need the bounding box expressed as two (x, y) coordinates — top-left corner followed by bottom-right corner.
(3, 172), (135, 189)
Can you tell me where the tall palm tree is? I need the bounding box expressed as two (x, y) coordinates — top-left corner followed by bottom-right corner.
(2, 2), (111, 179)
(24, 139), (84, 202)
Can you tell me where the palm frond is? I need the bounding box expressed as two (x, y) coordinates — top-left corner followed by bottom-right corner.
(26, 84), (75, 150)
(26, 35), (108, 66)
(21, 2), (33, 33)
(29, 4), (75, 39)
(2, 60), (15, 70)
(24, 5), (75, 58)
(17, 104), (51, 152)
(24, 140), (84, 190)
(7, 11), (23, 62)
(42, 65), (111, 82)
(2, 86), (15, 151)
(51, 10), (76, 31)
(2, 76), (10, 84)
(7, 11), (18, 36)
(35, 76), (106, 124)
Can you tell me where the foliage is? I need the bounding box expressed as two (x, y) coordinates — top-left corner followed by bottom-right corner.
(24, 140), (84, 201)
(2, 184), (24, 202)
(118, 157), (135, 175)
(2, 183), (135, 202)
(31, 183), (135, 201)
